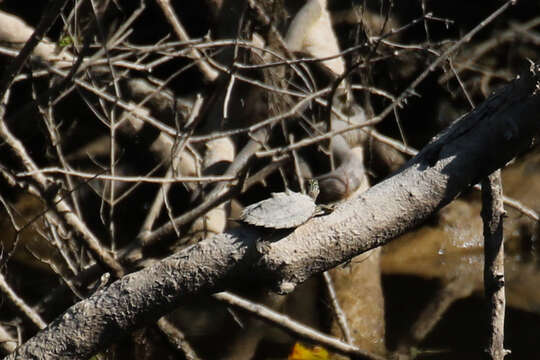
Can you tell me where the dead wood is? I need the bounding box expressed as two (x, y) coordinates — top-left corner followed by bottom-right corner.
(5, 64), (539, 360)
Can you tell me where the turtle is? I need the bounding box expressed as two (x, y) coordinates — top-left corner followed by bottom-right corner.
(240, 180), (320, 229)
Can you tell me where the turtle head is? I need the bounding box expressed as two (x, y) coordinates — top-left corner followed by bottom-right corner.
(307, 179), (320, 201)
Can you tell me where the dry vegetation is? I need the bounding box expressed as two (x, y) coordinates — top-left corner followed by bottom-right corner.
(0, 0), (538, 359)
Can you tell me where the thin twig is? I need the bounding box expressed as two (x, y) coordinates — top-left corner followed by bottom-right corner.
(0, 91), (124, 278)
(256, 1), (516, 158)
(242, 155), (290, 191)
(17, 168), (235, 183)
(439, 16), (540, 84)
(0, 272), (47, 330)
(388, 0), (517, 113)
(154, 0), (218, 81)
(136, 124), (268, 247)
(0, 0), (70, 100)
(156, 317), (201, 360)
(138, 96), (205, 239)
(322, 272), (353, 344)
(213, 292), (384, 360)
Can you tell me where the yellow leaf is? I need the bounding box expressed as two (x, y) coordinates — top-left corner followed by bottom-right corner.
(288, 342), (329, 360)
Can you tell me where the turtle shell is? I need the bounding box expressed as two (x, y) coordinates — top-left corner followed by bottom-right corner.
(240, 191), (317, 229)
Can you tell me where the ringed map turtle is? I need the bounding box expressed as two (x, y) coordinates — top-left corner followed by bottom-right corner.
(240, 180), (320, 229)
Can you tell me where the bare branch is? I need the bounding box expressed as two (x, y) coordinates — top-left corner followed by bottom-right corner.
(156, 317), (201, 360)
(322, 272), (353, 344)
(6, 64), (539, 360)
(213, 292), (384, 360)
(0, 272), (46, 330)
(154, 0), (218, 81)
(0, 0), (71, 99)
(482, 170), (509, 360)
(17, 168), (235, 184)
(0, 93), (125, 278)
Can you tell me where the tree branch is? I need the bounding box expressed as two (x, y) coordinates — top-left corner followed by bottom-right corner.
(0, 0), (70, 100)
(482, 170), (509, 359)
(6, 65), (540, 360)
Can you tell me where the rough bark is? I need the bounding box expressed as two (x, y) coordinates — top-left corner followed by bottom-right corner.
(260, 66), (540, 291)
(6, 66), (540, 360)
(482, 171), (508, 359)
